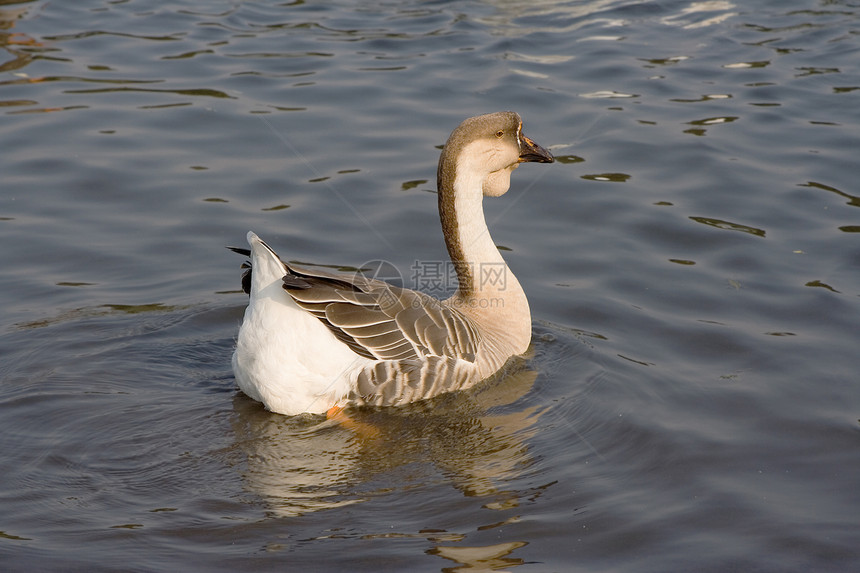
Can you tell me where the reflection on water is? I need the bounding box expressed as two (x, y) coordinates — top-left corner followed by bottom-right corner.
(12, 302), (183, 330)
(232, 359), (541, 520)
(0, 4), (38, 76)
(660, 0), (737, 29)
(231, 398), (363, 517)
(689, 215), (766, 238)
(429, 540), (528, 572)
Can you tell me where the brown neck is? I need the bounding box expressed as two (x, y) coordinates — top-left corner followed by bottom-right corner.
(437, 152), (476, 294)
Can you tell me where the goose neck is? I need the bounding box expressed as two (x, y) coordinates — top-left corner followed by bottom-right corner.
(438, 166), (509, 297)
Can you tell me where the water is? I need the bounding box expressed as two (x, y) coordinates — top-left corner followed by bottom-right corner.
(2, 0), (859, 571)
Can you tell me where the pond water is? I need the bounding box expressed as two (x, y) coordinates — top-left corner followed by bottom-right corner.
(1, 0), (859, 571)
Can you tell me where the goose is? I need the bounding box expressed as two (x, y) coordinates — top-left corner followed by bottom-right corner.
(230, 111), (553, 416)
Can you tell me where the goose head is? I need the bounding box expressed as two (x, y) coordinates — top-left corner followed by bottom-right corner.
(438, 111), (554, 198)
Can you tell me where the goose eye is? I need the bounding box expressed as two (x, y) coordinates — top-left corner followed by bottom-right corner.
(495, 130), (504, 138)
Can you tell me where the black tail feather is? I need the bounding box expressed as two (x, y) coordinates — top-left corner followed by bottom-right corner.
(227, 246), (251, 257)
(227, 246), (252, 295)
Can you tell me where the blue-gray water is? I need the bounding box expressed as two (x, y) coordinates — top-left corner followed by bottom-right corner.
(2, 1), (859, 571)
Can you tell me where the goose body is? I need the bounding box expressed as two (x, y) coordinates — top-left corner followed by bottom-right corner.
(231, 111), (553, 415)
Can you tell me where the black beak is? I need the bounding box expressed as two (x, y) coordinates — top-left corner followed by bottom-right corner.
(518, 133), (554, 163)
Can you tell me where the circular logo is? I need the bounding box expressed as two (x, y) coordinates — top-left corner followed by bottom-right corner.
(355, 259), (403, 288)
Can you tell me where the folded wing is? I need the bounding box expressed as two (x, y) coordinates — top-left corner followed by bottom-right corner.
(282, 265), (481, 364)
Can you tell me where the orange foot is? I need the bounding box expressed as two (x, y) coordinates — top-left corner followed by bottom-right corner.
(326, 406), (381, 439)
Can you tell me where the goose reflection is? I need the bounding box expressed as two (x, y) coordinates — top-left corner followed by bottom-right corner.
(230, 357), (540, 518)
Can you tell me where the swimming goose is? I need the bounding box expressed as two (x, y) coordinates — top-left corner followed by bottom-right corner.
(230, 111), (553, 415)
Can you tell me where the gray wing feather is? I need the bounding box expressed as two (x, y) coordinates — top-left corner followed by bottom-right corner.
(350, 356), (477, 406)
(324, 304), (391, 328)
(281, 266), (481, 364)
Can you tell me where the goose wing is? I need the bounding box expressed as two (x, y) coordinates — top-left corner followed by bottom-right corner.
(281, 267), (481, 364)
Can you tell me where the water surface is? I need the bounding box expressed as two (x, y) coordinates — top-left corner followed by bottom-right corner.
(2, 1), (859, 571)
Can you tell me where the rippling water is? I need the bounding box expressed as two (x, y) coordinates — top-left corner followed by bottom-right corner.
(2, 1), (859, 571)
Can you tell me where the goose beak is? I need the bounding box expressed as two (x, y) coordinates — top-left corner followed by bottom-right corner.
(518, 134), (554, 163)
